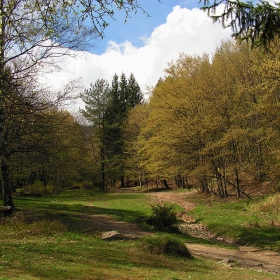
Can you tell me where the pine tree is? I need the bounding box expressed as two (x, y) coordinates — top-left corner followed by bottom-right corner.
(201, 0), (280, 48)
(80, 79), (110, 190)
(104, 73), (143, 187)
(127, 73), (143, 108)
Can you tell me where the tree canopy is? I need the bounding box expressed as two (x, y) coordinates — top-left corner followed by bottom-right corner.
(122, 38), (280, 197)
(201, 0), (280, 47)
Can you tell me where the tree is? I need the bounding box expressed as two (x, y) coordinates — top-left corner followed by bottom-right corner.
(0, 0), (153, 207)
(81, 73), (143, 189)
(123, 103), (149, 187)
(9, 109), (93, 193)
(134, 40), (280, 197)
(127, 73), (143, 108)
(80, 79), (110, 190)
(104, 73), (143, 187)
(201, 0), (280, 47)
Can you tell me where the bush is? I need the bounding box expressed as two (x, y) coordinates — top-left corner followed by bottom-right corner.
(138, 235), (192, 258)
(81, 180), (94, 189)
(147, 202), (178, 231)
(22, 181), (60, 195)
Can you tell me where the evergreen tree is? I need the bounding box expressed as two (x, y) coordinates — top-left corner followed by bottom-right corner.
(80, 73), (142, 188)
(201, 0), (280, 48)
(104, 73), (143, 187)
(128, 73), (143, 108)
(80, 79), (110, 190)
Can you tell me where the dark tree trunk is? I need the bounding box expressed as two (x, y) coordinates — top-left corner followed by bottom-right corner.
(1, 155), (14, 208)
(120, 175), (125, 188)
(162, 179), (170, 189)
(100, 146), (105, 190)
(235, 168), (241, 198)
(41, 165), (47, 194)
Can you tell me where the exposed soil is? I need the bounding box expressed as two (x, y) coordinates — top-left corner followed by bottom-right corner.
(147, 189), (229, 242)
(76, 213), (150, 239)
(146, 189), (280, 275)
(78, 188), (280, 275)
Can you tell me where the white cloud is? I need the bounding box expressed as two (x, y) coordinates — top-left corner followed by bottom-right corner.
(39, 5), (232, 99)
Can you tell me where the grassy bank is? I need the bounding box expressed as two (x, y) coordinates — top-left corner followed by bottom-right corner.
(188, 193), (280, 251)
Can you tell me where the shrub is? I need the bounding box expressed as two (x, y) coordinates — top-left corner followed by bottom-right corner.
(138, 235), (192, 258)
(147, 202), (178, 231)
(22, 181), (60, 195)
(81, 180), (94, 189)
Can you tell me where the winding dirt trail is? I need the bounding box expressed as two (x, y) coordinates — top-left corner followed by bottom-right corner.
(146, 189), (280, 275)
(71, 188), (280, 275)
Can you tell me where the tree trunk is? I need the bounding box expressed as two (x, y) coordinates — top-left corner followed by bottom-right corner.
(235, 168), (241, 198)
(100, 146), (105, 190)
(162, 179), (170, 189)
(120, 175), (125, 188)
(1, 155), (14, 208)
(155, 178), (159, 188)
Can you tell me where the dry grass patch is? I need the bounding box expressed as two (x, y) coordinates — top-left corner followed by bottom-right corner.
(250, 193), (280, 226)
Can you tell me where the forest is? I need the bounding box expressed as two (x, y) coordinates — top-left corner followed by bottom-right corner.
(1, 0), (280, 208)
(1, 38), (280, 207)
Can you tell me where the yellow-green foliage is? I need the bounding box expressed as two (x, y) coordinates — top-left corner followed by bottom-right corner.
(125, 39), (280, 196)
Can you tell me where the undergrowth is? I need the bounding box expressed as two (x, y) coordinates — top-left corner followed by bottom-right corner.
(188, 193), (280, 250)
(0, 213), (67, 238)
(147, 202), (178, 232)
(137, 235), (192, 258)
(250, 194), (280, 225)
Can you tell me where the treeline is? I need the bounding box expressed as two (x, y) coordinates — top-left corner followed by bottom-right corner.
(1, 72), (143, 205)
(124, 39), (280, 198)
(3, 39), (280, 206)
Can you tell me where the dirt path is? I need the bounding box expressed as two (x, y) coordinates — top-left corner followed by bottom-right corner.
(77, 213), (150, 239)
(187, 244), (280, 274)
(147, 190), (218, 240)
(72, 188), (280, 275)
(145, 189), (280, 275)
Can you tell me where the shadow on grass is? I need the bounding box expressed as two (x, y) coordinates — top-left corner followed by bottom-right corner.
(238, 226), (280, 248)
(13, 194), (150, 233)
(206, 221), (280, 249)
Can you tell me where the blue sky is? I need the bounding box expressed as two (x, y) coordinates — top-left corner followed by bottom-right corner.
(40, 0), (233, 110)
(93, 1), (198, 54)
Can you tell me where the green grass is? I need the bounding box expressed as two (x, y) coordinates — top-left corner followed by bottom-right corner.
(0, 189), (279, 279)
(188, 195), (280, 250)
(15, 189), (152, 223)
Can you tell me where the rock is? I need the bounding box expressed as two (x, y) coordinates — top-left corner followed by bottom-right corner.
(218, 259), (237, 267)
(100, 231), (135, 240)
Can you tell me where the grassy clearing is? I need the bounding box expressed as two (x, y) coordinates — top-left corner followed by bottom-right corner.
(188, 194), (280, 250)
(0, 189), (279, 279)
(14, 189), (152, 224)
